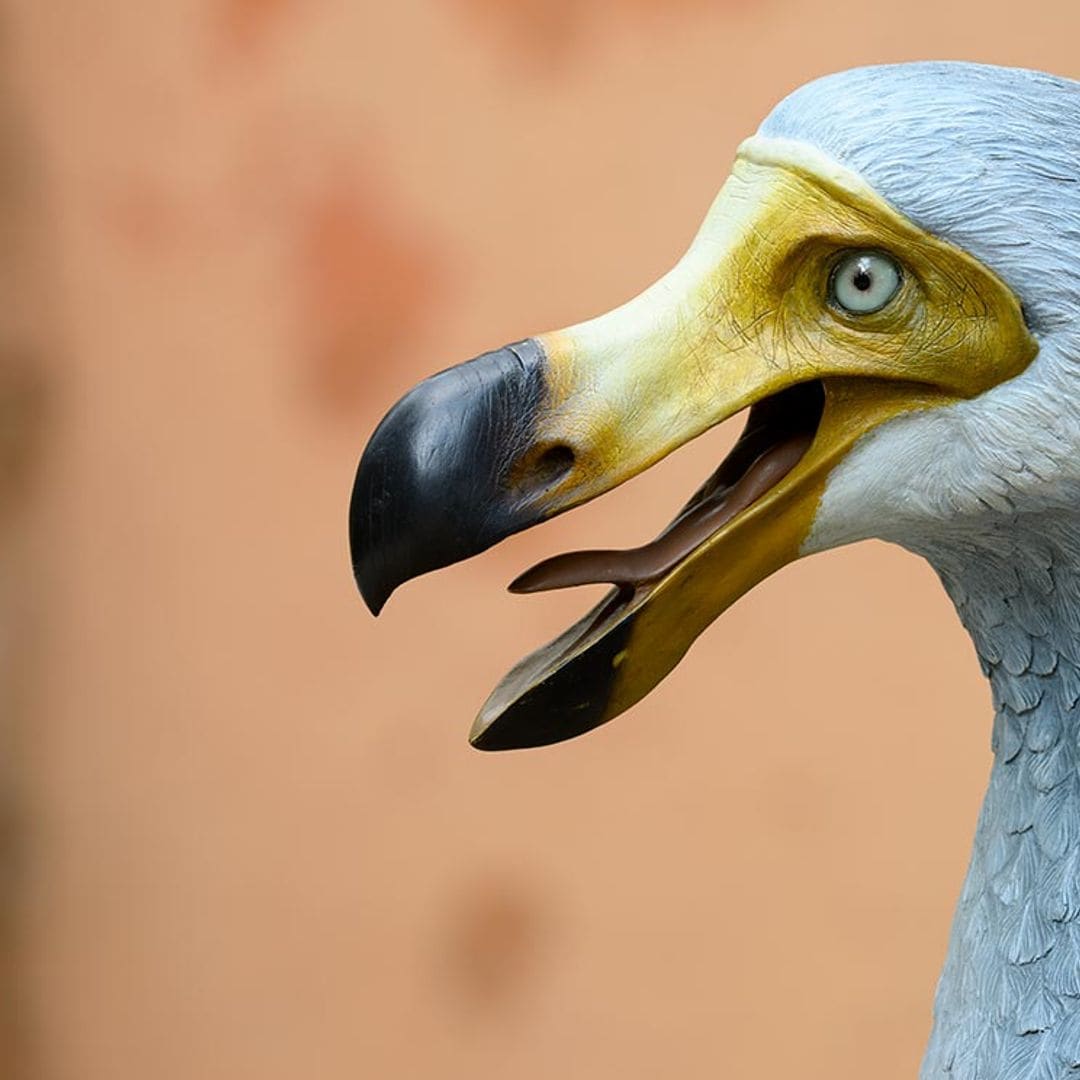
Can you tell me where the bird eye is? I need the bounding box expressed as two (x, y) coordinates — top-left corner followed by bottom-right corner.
(829, 251), (902, 315)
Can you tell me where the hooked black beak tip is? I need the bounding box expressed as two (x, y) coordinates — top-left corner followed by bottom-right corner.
(355, 559), (391, 617)
(348, 340), (548, 613)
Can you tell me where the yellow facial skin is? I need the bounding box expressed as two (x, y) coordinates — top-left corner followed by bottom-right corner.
(470, 137), (1037, 748)
(527, 138), (1034, 513)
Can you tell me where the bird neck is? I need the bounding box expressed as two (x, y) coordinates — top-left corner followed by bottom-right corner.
(918, 514), (1080, 1077)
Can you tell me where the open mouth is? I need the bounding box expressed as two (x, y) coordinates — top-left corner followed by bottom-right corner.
(511, 380), (826, 595)
(470, 379), (827, 750)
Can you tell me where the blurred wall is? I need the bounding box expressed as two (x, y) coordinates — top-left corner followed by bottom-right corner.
(5, 2), (1080, 1078)
(0, 24), (50, 1074)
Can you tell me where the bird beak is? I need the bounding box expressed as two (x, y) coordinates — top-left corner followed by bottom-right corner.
(350, 137), (1035, 751)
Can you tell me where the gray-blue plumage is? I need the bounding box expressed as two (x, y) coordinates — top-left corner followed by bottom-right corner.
(761, 63), (1080, 1078)
(930, 531), (1080, 1079)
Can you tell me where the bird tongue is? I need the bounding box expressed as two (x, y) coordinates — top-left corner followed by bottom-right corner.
(509, 429), (814, 595)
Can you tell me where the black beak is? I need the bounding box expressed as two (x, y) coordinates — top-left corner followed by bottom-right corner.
(349, 338), (558, 614)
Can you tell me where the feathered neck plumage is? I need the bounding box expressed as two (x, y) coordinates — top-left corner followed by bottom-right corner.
(919, 517), (1080, 1078)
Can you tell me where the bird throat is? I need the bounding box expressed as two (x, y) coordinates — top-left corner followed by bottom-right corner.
(917, 520), (1080, 1078)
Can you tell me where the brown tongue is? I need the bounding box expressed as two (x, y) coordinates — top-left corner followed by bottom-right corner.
(509, 431), (813, 595)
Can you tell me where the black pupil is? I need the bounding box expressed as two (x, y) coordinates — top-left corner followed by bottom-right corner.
(853, 266), (873, 292)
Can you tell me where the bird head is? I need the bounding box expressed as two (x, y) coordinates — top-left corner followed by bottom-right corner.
(350, 62), (1080, 751)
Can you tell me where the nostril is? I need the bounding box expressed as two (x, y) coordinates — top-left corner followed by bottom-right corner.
(537, 443), (576, 480)
(517, 443), (576, 496)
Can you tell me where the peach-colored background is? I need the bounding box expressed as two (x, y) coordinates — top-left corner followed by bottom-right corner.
(3, 3), (1079, 1078)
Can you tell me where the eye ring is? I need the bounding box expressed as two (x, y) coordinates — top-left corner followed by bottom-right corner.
(829, 250), (903, 315)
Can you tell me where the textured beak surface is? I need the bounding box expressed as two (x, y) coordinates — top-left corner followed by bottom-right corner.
(350, 338), (547, 615)
(350, 137), (1036, 750)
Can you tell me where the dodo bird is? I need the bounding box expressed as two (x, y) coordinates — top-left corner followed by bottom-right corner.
(351, 62), (1080, 1078)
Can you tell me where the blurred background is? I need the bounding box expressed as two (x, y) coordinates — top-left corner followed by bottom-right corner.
(2, 2), (1078, 1078)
